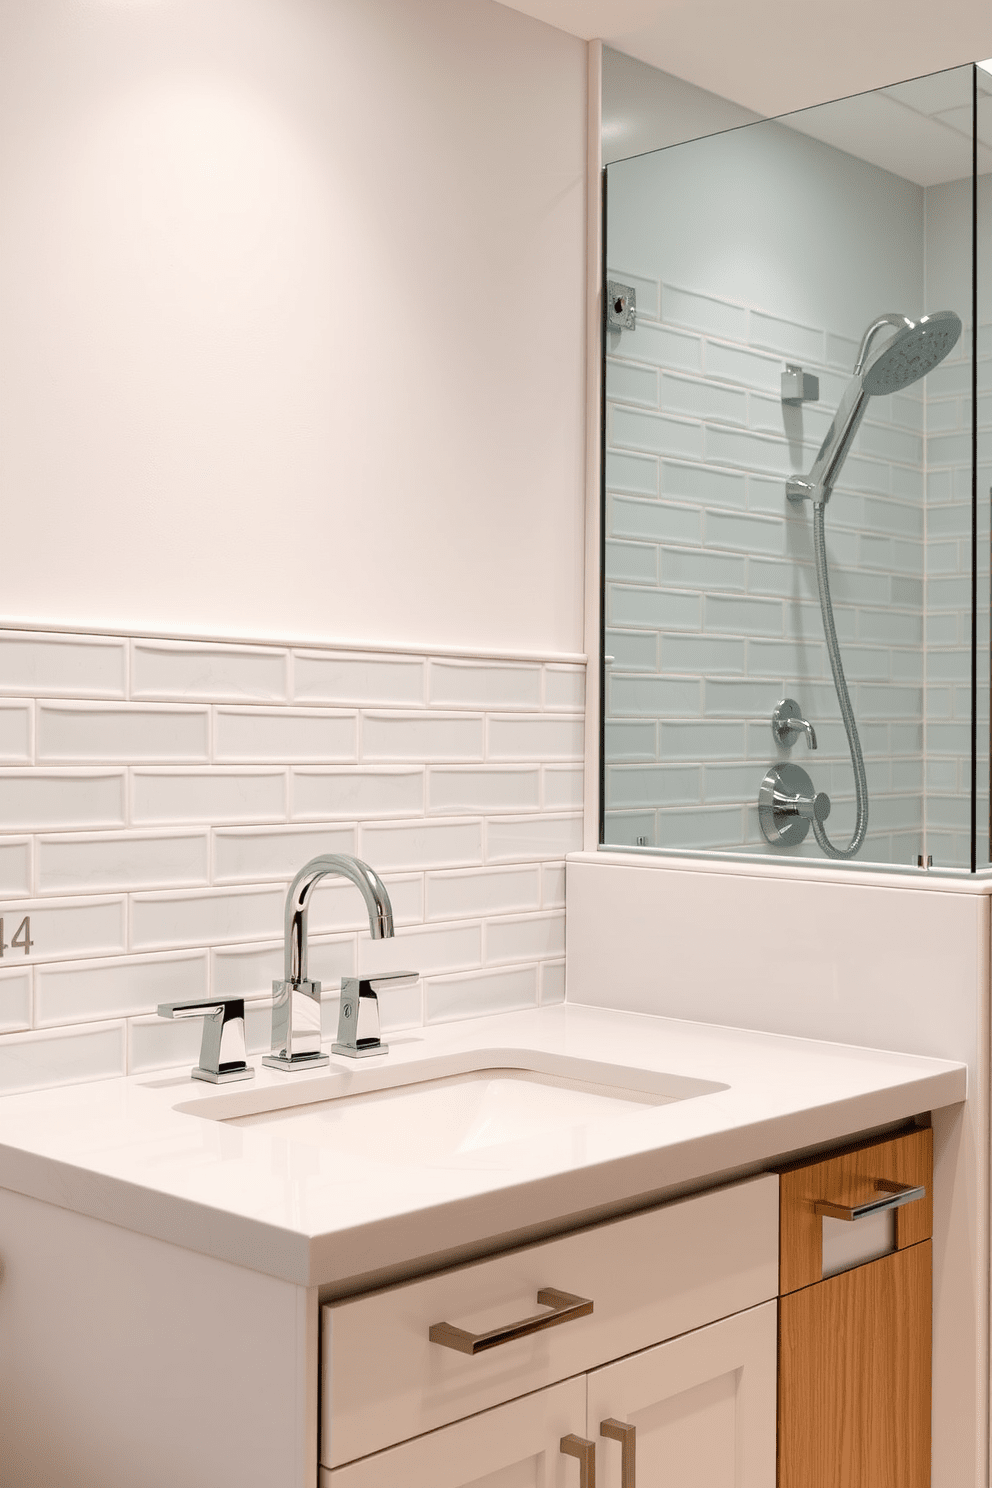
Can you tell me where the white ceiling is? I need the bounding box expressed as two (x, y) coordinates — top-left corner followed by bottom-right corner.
(495, 0), (992, 120)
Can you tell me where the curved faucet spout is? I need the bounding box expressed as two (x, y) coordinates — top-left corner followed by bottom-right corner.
(284, 854), (394, 984)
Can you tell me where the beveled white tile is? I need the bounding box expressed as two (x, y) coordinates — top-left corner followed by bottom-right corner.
(37, 831), (209, 895)
(426, 865), (541, 921)
(212, 935), (357, 1002)
(132, 768), (286, 825)
(132, 640), (288, 702)
(361, 712), (484, 761)
(356, 920), (482, 979)
(360, 818), (483, 870)
(427, 766), (540, 815)
(0, 1021), (125, 1094)
(486, 814), (583, 862)
(425, 964), (538, 1024)
(0, 771), (126, 830)
(290, 768), (423, 821)
(0, 838), (31, 896)
(294, 652), (425, 706)
(485, 911), (565, 964)
(0, 895), (126, 961)
(542, 862), (566, 909)
(428, 660), (542, 710)
(487, 715), (583, 760)
(212, 823), (356, 884)
(0, 702), (32, 762)
(130, 884), (284, 951)
(0, 966), (32, 1031)
(214, 708), (356, 763)
(35, 950), (207, 1026)
(542, 765), (583, 810)
(0, 633), (126, 698)
(37, 703), (209, 762)
(543, 665), (586, 712)
(127, 1014), (205, 1075)
(540, 960), (566, 1005)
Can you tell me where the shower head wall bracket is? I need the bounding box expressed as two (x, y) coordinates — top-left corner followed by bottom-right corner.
(781, 365), (819, 404)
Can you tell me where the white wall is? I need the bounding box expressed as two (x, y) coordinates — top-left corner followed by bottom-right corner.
(0, 0), (587, 656)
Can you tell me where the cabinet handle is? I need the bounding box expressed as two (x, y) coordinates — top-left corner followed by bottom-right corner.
(428, 1287), (593, 1355)
(814, 1179), (926, 1222)
(600, 1419), (635, 1488)
(561, 1434), (596, 1488)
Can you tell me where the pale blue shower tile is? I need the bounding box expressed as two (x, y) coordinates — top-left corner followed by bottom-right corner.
(606, 764), (700, 808)
(605, 450), (658, 495)
(604, 721), (657, 760)
(704, 679), (780, 715)
(610, 494), (701, 544)
(605, 630), (658, 670)
(609, 320), (701, 373)
(862, 498), (923, 538)
(705, 594), (783, 635)
(749, 310), (823, 363)
(705, 425), (788, 476)
(612, 407), (703, 459)
(657, 805), (746, 848)
(662, 460), (745, 505)
(703, 341), (780, 393)
(607, 586), (700, 630)
(609, 675), (701, 717)
(659, 720), (746, 759)
(662, 634), (747, 674)
(606, 360), (659, 407)
(706, 510), (784, 555)
(661, 547), (746, 591)
(661, 373), (747, 425)
(662, 284), (747, 341)
(605, 540), (658, 583)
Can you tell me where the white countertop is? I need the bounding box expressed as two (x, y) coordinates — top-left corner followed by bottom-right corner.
(0, 1003), (966, 1290)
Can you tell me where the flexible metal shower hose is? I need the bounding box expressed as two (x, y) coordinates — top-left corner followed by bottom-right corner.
(812, 502), (869, 858)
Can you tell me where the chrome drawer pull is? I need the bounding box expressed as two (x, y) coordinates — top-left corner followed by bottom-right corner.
(429, 1287), (594, 1355)
(814, 1179), (926, 1222)
(561, 1434), (596, 1488)
(601, 1419), (635, 1488)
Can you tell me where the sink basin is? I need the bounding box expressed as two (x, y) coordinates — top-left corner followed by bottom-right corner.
(174, 1051), (727, 1164)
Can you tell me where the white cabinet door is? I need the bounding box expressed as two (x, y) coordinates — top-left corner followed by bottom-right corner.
(320, 1376), (587, 1488)
(586, 1302), (777, 1488)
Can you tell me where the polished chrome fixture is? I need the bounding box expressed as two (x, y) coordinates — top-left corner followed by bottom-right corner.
(333, 970), (418, 1058)
(156, 996), (253, 1084)
(781, 364), (819, 404)
(265, 853), (412, 1072)
(774, 310), (962, 860)
(758, 763), (831, 848)
(772, 698), (817, 751)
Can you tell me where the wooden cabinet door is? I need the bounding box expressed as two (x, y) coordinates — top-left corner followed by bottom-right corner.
(778, 1240), (931, 1488)
(586, 1301), (777, 1488)
(319, 1376), (586, 1488)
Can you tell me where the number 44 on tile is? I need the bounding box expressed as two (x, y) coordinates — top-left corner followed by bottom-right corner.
(0, 917), (33, 957)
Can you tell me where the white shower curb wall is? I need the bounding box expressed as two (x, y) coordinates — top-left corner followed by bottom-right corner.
(565, 847), (990, 1488)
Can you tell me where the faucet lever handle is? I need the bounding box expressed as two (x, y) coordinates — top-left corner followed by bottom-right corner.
(156, 998), (253, 1085)
(333, 971), (419, 1060)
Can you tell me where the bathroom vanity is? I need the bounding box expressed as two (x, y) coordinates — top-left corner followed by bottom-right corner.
(0, 1003), (962, 1488)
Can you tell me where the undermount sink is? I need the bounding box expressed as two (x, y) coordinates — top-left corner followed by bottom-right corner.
(174, 1050), (728, 1164)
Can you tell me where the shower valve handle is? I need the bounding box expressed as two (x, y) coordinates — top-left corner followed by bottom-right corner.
(778, 785), (831, 823)
(758, 763), (831, 848)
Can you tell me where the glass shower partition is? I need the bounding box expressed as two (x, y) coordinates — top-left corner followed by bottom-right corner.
(601, 62), (992, 872)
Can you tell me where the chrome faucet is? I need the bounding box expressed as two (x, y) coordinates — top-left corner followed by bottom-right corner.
(772, 698), (817, 751)
(263, 853), (416, 1072)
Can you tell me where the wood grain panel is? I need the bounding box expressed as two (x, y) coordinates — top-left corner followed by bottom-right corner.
(778, 1241), (931, 1488)
(779, 1126), (931, 1294)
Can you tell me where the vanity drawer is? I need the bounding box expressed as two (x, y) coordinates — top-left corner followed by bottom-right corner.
(320, 1172), (779, 1467)
(779, 1124), (932, 1293)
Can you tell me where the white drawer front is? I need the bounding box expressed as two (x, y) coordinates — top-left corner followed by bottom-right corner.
(321, 1172), (779, 1467)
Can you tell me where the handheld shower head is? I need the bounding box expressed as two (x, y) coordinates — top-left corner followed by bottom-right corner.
(787, 307), (962, 507)
(859, 310), (961, 396)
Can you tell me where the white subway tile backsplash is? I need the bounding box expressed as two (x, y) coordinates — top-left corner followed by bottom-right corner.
(212, 823), (356, 883)
(428, 766), (540, 815)
(0, 771), (126, 831)
(130, 885), (285, 952)
(540, 960), (565, 1005)
(0, 1021), (126, 1094)
(486, 814), (582, 861)
(487, 715), (583, 760)
(426, 866), (541, 921)
(425, 964), (538, 1024)
(132, 640), (288, 702)
(290, 768), (422, 821)
(214, 708), (356, 762)
(0, 703), (32, 763)
(37, 703), (210, 763)
(132, 768), (287, 825)
(37, 831), (209, 895)
(0, 967), (31, 1032)
(429, 661), (542, 710)
(361, 712), (484, 761)
(486, 911), (565, 964)
(35, 950), (207, 1026)
(360, 818), (482, 870)
(294, 651), (425, 706)
(0, 634), (126, 699)
(0, 627), (583, 1084)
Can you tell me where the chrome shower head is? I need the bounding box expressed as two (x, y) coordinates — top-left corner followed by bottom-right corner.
(858, 310), (962, 396)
